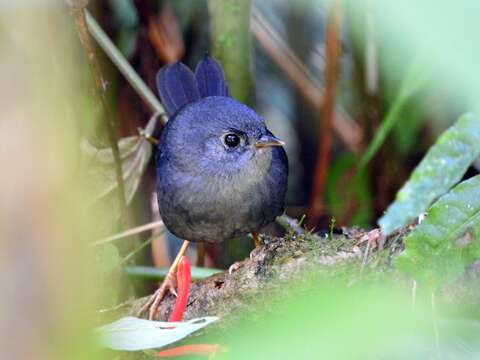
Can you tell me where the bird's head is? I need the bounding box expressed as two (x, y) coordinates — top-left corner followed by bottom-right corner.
(156, 56), (284, 176)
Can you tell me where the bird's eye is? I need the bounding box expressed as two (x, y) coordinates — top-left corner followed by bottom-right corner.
(223, 133), (240, 148)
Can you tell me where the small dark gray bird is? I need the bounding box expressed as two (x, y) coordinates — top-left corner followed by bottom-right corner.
(144, 56), (288, 319)
(156, 56), (288, 243)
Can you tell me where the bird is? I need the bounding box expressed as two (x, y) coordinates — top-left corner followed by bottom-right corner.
(142, 55), (288, 319)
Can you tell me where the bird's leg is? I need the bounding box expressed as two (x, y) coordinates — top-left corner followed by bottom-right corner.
(196, 242), (205, 267)
(139, 240), (190, 320)
(252, 230), (261, 247)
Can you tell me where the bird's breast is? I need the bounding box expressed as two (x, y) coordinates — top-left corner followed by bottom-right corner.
(157, 148), (285, 242)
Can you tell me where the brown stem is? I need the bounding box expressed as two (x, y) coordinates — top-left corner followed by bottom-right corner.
(307, 0), (342, 228)
(71, 5), (129, 229)
(196, 243), (205, 267)
(251, 7), (361, 153)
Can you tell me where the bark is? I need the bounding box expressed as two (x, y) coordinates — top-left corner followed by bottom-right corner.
(100, 226), (402, 323)
(99, 222), (480, 351)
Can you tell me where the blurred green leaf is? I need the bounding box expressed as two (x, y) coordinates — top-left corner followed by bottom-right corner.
(108, 0), (138, 56)
(379, 113), (480, 235)
(124, 265), (222, 280)
(358, 55), (429, 170)
(82, 135), (152, 221)
(108, 0), (138, 28)
(326, 153), (373, 227)
(397, 174), (480, 289)
(392, 105), (426, 155)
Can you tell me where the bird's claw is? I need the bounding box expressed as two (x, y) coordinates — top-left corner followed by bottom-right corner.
(356, 228), (384, 251)
(228, 260), (247, 275)
(138, 273), (177, 320)
(228, 244), (262, 275)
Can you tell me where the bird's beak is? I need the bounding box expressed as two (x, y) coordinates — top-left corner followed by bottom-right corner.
(255, 134), (285, 149)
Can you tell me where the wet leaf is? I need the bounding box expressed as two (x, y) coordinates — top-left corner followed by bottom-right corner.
(396, 175), (480, 289)
(96, 316), (219, 351)
(379, 113), (480, 235)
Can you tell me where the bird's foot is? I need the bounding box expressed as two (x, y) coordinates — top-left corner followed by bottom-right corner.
(139, 272), (177, 320)
(356, 228), (384, 251)
(228, 259), (248, 275)
(252, 231), (261, 247)
(249, 245), (262, 260)
(228, 245), (263, 275)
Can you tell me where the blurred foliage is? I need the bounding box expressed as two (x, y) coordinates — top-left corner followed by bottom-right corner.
(200, 270), (479, 359)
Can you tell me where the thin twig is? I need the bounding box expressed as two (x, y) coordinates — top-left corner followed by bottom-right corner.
(71, 3), (129, 229)
(84, 10), (167, 124)
(251, 6), (362, 153)
(360, 238), (371, 272)
(119, 232), (165, 267)
(93, 220), (164, 247)
(431, 292), (440, 355)
(307, 0), (342, 227)
(411, 280), (417, 312)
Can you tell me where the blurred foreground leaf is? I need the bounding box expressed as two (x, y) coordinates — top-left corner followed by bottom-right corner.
(189, 272), (479, 359)
(96, 316), (219, 351)
(397, 174), (480, 289)
(82, 135), (152, 221)
(379, 113), (480, 235)
(98, 243), (121, 274)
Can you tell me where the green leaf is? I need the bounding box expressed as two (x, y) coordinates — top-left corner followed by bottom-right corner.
(396, 174), (480, 289)
(124, 265), (222, 281)
(82, 135), (152, 221)
(379, 113), (480, 235)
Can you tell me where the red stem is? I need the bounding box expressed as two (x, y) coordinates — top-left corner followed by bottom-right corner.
(307, 0), (342, 228)
(168, 256), (191, 322)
